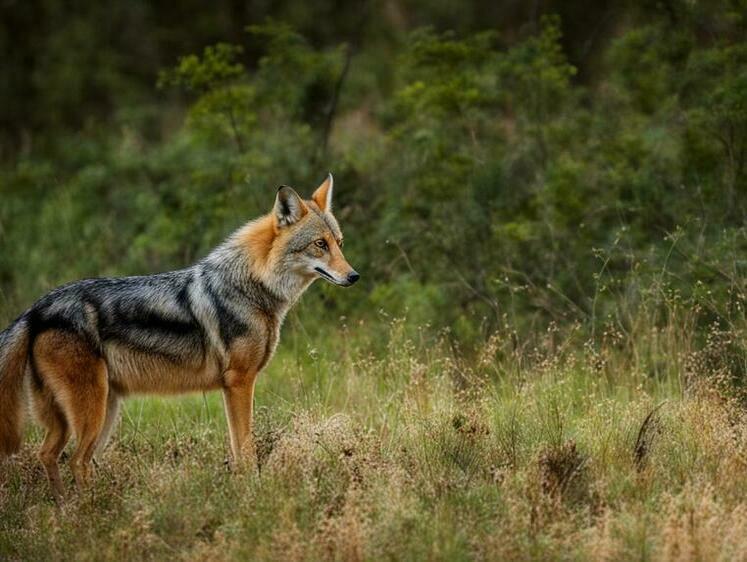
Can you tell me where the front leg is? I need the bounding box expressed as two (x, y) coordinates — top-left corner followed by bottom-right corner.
(222, 370), (258, 468)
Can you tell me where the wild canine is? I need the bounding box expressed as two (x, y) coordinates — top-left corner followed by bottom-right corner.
(0, 174), (358, 499)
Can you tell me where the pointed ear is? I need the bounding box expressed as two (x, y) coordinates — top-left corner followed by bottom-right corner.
(312, 173), (334, 213)
(274, 186), (307, 227)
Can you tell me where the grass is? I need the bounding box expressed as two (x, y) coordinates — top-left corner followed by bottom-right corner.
(2, 310), (747, 561)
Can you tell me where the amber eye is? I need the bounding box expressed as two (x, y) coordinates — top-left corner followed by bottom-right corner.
(315, 239), (328, 250)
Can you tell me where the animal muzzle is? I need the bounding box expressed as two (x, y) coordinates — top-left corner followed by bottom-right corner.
(314, 267), (360, 287)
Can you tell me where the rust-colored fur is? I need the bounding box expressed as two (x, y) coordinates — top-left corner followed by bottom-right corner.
(238, 215), (277, 271)
(0, 322), (28, 456)
(33, 330), (109, 496)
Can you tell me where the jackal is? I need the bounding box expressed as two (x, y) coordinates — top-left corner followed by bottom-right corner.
(0, 174), (358, 499)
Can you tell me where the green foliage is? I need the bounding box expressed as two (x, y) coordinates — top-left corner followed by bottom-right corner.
(159, 43), (246, 93)
(247, 20), (344, 119)
(498, 15), (577, 121)
(1, 3), (747, 346)
(684, 43), (747, 208)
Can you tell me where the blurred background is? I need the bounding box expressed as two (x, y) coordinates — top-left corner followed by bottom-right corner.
(1, 0), (746, 352)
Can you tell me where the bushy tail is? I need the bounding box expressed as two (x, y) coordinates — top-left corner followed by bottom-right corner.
(0, 317), (29, 456)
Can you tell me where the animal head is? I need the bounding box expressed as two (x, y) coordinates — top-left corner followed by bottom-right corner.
(264, 174), (359, 288)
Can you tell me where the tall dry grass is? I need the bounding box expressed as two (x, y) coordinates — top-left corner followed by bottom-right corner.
(2, 283), (747, 561)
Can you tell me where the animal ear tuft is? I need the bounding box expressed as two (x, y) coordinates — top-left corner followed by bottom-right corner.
(274, 186), (306, 227)
(312, 173), (334, 212)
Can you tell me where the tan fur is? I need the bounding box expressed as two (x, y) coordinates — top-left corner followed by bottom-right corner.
(104, 343), (222, 395)
(312, 175), (333, 211)
(325, 238), (350, 277)
(235, 214), (306, 285)
(237, 215), (277, 273)
(0, 325), (29, 455)
(221, 315), (281, 465)
(33, 330), (109, 490)
(222, 371), (258, 464)
(31, 383), (69, 501)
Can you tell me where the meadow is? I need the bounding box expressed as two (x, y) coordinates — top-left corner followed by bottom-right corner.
(3, 296), (747, 561)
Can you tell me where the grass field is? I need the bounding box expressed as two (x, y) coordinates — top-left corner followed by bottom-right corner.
(2, 310), (747, 561)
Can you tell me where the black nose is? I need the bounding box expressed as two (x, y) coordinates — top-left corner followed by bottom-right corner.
(347, 271), (360, 285)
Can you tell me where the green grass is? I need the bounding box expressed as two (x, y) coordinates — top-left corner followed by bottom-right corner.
(2, 318), (747, 561)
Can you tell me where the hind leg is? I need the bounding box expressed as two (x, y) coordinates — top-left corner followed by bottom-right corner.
(34, 330), (108, 489)
(66, 369), (108, 488)
(32, 387), (70, 501)
(38, 417), (70, 501)
(94, 392), (122, 459)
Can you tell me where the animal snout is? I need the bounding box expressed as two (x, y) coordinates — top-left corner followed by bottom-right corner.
(347, 271), (360, 285)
